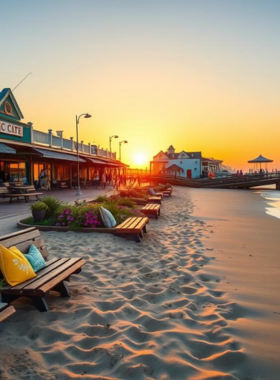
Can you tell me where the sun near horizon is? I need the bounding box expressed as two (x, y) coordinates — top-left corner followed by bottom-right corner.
(131, 151), (149, 168)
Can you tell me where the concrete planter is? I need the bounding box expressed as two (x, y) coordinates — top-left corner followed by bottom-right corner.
(31, 209), (46, 223)
(17, 220), (115, 234)
(18, 220), (70, 232)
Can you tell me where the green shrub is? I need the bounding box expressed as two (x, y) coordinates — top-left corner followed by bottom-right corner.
(21, 216), (57, 226)
(116, 197), (135, 208)
(95, 195), (107, 202)
(106, 195), (136, 208)
(30, 201), (49, 211)
(40, 196), (63, 218)
(119, 187), (147, 199)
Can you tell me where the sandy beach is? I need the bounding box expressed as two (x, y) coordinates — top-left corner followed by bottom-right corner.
(0, 186), (280, 380)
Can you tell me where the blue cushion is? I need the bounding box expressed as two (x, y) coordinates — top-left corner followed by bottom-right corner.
(24, 244), (46, 272)
(100, 206), (117, 228)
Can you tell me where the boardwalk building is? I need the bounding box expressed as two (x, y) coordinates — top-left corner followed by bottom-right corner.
(0, 88), (127, 188)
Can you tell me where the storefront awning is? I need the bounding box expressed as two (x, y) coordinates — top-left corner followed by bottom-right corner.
(33, 148), (86, 163)
(87, 158), (108, 165)
(0, 142), (16, 154)
(87, 157), (124, 167)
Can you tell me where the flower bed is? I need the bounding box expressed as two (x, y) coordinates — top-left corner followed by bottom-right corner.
(19, 195), (145, 232)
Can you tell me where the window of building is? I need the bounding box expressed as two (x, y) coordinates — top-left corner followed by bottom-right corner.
(33, 163), (51, 181)
(0, 161), (27, 182)
(54, 164), (70, 181)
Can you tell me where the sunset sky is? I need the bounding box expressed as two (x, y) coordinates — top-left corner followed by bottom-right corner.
(1, 1), (279, 171)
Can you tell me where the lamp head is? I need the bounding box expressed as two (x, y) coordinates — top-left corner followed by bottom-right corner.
(84, 113), (92, 119)
(114, 135), (119, 139)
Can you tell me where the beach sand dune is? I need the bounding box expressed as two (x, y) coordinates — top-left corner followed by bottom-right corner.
(2, 187), (278, 379)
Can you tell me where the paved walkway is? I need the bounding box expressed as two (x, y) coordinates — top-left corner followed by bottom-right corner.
(0, 187), (115, 236)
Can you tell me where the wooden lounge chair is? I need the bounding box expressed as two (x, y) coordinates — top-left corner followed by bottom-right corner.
(0, 227), (86, 312)
(148, 196), (162, 204)
(162, 188), (172, 197)
(156, 184), (173, 197)
(115, 216), (149, 242)
(141, 203), (161, 219)
(148, 188), (163, 199)
(0, 303), (16, 324)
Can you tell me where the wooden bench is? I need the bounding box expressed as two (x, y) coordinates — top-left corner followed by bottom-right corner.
(0, 187), (9, 198)
(115, 216), (149, 242)
(162, 188), (172, 197)
(8, 185), (36, 194)
(3, 192), (43, 203)
(141, 203), (161, 219)
(0, 303), (16, 324)
(148, 196), (162, 204)
(0, 227), (86, 312)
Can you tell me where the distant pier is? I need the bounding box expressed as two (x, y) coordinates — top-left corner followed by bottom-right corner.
(149, 173), (280, 190)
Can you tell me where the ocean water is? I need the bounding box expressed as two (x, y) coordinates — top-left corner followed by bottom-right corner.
(255, 186), (280, 220)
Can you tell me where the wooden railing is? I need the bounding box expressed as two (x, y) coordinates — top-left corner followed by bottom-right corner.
(32, 129), (116, 160)
(148, 172), (280, 189)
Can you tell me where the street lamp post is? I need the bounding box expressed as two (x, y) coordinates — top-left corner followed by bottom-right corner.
(76, 113), (91, 196)
(119, 140), (128, 161)
(109, 135), (119, 157)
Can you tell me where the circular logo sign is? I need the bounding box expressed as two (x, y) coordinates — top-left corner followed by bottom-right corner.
(4, 102), (12, 115)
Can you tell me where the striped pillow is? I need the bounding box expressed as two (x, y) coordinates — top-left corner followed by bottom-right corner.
(100, 206), (117, 228)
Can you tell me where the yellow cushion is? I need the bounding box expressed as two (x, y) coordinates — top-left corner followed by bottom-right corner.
(0, 245), (36, 286)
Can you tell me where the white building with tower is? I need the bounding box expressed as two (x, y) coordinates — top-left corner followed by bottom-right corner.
(150, 145), (224, 179)
(150, 145), (202, 179)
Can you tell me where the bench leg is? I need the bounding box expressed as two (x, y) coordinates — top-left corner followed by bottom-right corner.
(143, 225), (147, 233)
(1, 294), (49, 312)
(24, 196), (29, 202)
(53, 281), (70, 297)
(135, 234), (142, 243)
(1, 294), (18, 304)
(32, 297), (49, 312)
